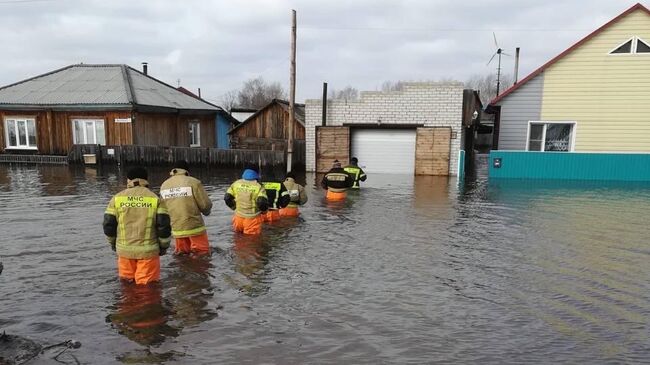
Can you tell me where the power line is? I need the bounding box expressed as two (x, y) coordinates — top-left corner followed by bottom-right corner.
(301, 25), (590, 32)
(0, 0), (60, 3)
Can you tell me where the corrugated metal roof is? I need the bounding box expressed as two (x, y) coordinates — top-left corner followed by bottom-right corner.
(0, 64), (220, 112)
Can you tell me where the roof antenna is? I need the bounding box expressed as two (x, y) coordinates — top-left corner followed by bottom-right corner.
(487, 32), (511, 96)
(177, 79), (181, 87)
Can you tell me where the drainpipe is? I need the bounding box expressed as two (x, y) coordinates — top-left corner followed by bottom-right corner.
(322, 82), (328, 127)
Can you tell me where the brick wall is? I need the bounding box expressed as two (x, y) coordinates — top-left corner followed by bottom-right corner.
(305, 82), (465, 174)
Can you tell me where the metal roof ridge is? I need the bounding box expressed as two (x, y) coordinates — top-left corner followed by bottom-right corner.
(120, 65), (136, 105)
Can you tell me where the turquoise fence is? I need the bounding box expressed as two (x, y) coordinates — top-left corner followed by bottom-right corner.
(489, 151), (650, 181)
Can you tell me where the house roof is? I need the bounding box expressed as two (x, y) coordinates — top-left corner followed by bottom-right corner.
(490, 3), (650, 105)
(0, 64), (220, 112)
(228, 99), (305, 135)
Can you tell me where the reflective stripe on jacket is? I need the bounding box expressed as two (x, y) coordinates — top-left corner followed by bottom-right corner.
(226, 179), (268, 218)
(160, 168), (212, 238)
(104, 179), (171, 259)
(344, 166), (366, 189)
(282, 178), (308, 208)
(262, 181), (289, 210)
(322, 168), (353, 193)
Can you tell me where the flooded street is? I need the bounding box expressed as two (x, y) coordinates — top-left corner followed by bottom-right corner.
(1, 163), (649, 364)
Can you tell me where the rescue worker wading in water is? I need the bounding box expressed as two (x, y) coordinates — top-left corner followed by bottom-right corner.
(160, 160), (213, 256)
(261, 178), (290, 223)
(103, 167), (172, 285)
(279, 172), (308, 217)
(344, 157), (367, 189)
(321, 160), (354, 201)
(224, 168), (269, 235)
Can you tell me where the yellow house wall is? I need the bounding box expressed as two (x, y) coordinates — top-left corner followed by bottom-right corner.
(541, 9), (650, 152)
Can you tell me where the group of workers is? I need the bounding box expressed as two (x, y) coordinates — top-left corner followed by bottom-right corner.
(102, 158), (366, 285)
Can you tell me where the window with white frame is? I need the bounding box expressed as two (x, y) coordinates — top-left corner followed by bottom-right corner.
(72, 119), (106, 145)
(609, 36), (650, 54)
(5, 118), (37, 149)
(189, 122), (200, 147)
(527, 122), (575, 152)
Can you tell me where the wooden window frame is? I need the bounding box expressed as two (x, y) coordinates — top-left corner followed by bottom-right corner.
(4, 116), (37, 150)
(526, 121), (577, 152)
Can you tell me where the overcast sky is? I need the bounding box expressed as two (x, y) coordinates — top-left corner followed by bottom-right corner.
(0, 0), (642, 104)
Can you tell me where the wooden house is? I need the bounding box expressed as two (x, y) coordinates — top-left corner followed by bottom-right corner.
(228, 99), (305, 151)
(0, 64), (220, 155)
(488, 3), (650, 181)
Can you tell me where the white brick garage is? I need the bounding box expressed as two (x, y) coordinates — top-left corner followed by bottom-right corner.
(305, 82), (465, 175)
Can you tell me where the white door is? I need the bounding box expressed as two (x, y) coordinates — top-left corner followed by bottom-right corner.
(351, 129), (416, 174)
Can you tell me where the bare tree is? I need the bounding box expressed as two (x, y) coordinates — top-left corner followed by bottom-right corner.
(329, 86), (359, 101)
(220, 89), (238, 112)
(236, 77), (287, 109)
(465, 73), (514, 105)
(381, 80), (405, 92)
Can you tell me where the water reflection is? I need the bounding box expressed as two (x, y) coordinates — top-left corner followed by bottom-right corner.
(229, 234), (271, 296)
(166, 256), (218, 327)
(107, 282), (178, 347)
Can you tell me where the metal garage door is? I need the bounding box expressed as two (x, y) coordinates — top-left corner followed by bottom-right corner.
(351, 129), (416, 174)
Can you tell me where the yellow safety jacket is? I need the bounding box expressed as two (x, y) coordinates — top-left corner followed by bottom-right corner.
(226, 179), (268, 218)
(160, 168), (212, 238)
(282, 178), (308, 208)
(343, 165), (367, 189)
(104, 179), (171, 259)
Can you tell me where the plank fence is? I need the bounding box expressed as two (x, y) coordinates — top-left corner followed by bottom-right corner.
(68, 145), (286, 168)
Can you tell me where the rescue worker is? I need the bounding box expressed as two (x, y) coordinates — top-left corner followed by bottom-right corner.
(321, 160), (354, 201)
(279, 172), (308, 217)
(103, 167), (171, 285)
(344, 157), (367, 189)
(261, 177), (290, 223)
(160, 160), (213, 256)
(224, 167), (269, 235)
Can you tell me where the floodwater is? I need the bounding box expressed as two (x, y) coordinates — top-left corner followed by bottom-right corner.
(1, 161), (649, 364)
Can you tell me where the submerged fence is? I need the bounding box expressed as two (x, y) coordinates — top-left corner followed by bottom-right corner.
(68, 145), (286, 168)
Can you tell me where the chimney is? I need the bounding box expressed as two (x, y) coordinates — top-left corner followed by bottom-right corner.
(142, 62), (148, 75)
(514, 48), (520, 84)
(198, 88), (202, 98)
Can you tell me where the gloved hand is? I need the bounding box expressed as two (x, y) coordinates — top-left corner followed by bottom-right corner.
(111, 243), (116, 252)
(159, 247), (168, 256)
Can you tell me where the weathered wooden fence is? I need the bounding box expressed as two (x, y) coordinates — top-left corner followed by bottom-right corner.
(0, 154), (68, 164)
(68, 145), (285, 168)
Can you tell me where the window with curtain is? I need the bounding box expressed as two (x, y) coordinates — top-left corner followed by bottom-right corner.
(72, 119), (106, 145)
(4, 118), (37, 149)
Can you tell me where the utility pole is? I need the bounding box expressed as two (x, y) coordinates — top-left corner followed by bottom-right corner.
(286, 9), (297, 173)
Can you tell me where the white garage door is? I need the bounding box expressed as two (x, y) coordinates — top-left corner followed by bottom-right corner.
(351, 129), (416, 174)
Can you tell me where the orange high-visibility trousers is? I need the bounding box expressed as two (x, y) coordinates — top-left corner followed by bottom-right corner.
(263, 209), (281, 223)
(174, 231), (210, 256)
(279, 206), (300, 217)
(232, 215), (263, 235)
(326, 190), (346, 201)
(118, 256), (161, 285)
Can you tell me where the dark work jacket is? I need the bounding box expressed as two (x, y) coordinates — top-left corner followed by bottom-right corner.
(261, 181), (290, 210)
(321, 168), (354, 193)
(343, 164), (367, 189)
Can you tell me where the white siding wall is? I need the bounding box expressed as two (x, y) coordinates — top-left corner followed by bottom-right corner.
(496, 74), (545, 150)
(305, 82), (464, 174)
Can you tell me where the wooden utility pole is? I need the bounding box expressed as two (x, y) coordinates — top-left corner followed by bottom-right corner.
(286, 9), (297, 173)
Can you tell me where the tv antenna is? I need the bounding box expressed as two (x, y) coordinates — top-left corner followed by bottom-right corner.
(487, 32), (511, 96)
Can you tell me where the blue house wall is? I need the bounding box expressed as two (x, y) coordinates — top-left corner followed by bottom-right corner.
(216, 114), (231, 149)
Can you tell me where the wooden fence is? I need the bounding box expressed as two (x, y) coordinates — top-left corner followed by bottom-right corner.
(68, 145), (285, 168)
(0, 154), (68, 164)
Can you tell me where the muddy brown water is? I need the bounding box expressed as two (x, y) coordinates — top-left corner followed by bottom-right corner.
(0, 163), (649, 364)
